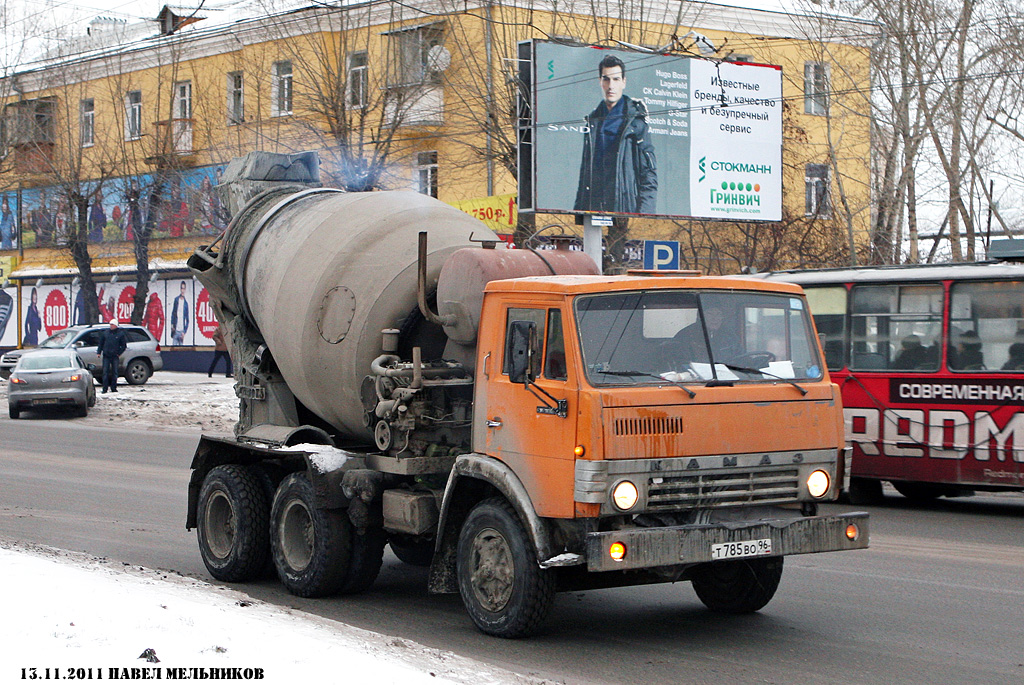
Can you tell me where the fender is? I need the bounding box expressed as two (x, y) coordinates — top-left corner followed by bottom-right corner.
(427, 453), (559, 594)
(185, 425), (339, 529)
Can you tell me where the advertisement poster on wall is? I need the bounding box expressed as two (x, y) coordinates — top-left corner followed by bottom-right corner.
(21, 283), (72, 345)
(0, 286), (16, 346)
(165, 279), (194, 346)
(525, 42), (782, 221)
(15, 165), (228, 250)
(194, 286), (218, 345)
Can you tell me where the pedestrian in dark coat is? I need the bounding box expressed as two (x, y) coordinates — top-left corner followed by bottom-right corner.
(98, 319), (128, 393)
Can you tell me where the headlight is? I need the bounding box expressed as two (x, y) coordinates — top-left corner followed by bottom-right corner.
(807, 470), (831, 498)
(612, 480), (639, 511)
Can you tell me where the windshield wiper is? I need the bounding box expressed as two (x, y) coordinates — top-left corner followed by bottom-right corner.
(597, 370), (697, 398)
(721, 364), (808, 396)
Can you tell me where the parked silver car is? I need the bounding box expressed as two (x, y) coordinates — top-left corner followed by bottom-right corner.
(0, 324), (163, 384)
(7, 348), (97, 419)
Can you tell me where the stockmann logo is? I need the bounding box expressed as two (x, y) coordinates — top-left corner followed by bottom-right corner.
(698, 156), (706, 183)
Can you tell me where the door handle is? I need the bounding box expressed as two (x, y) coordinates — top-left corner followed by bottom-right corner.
(486, 418), (503, 428)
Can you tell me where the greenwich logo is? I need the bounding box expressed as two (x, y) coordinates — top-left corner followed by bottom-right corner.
(710, 180), (761, 208)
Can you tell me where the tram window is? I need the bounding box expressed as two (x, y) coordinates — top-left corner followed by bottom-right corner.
(851, 284), (941, 372)
(804, 287), (846, 370)
(949, 281), (1024, 372)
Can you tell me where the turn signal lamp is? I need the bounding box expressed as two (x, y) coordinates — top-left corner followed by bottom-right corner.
(845, 524), (860, 541)
(63, 374), (82, 383)
(609, 542), (627, 562)
(574, 445), (586, 457)
(612, 480), (639, 510)
(9, 376), (27, 384)
(807, 470), (831, 498)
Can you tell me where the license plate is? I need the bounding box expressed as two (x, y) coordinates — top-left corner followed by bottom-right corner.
(33, 398), (59, 405)
(710, 538), (772, 560)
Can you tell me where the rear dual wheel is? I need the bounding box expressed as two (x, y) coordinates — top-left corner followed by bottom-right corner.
(196, 465), (271, 582)
(269, 473), (385, 597)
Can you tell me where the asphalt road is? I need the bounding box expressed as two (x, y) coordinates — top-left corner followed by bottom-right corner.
(2, 419), (1023, 684)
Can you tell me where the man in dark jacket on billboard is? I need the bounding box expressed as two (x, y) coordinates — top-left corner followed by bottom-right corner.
(574, 55), (658, 215)
(98, 319), (128, 393)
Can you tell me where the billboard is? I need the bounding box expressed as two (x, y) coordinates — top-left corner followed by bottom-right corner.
(521, 42), (783, 221)
(15, 164), (228, 249)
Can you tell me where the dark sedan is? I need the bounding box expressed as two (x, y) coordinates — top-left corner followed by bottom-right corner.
(7, 349), (97, 419)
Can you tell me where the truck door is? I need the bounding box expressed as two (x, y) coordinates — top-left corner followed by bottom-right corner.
(480, 306), (578, 518)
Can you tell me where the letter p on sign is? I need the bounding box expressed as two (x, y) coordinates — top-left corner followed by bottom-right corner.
(643, 240), (680, 270)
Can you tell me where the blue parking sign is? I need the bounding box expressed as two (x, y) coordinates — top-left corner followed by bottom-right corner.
(643, 241), (680, 270)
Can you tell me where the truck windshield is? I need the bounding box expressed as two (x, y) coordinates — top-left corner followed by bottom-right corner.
(574, 290), (823, 386)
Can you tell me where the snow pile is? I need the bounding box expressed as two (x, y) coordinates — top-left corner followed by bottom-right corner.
(0, 542), (539, 684)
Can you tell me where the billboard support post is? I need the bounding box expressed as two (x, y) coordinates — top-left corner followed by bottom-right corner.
(583, 215), (607, 274)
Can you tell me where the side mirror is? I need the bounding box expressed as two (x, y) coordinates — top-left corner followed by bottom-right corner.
(73, 341), (84, 348)
(507, 320), (536, 385)
(85, 363), (96, 372)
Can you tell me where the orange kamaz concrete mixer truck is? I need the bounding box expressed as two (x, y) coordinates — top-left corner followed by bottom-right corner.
(186, 152), (868, 637)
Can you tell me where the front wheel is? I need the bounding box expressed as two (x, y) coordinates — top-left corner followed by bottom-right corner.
(456, 498), (555, 638)
(196, 465), (271, 582)
(270, 473), (351, 597)
(124, 359), (151, 385)
(691, 556), (783, 614)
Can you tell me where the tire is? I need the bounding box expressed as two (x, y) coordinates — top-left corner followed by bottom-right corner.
(270, 473), (351, 597)
(8, 405), (19, 419)
(338, 523), (386, 595)
(456, 497), (555, 638)
(196, 465), (271, 582)
(847, 477), (884, 505)
(124, 358), (152, 385)
(691, 556), (784, 614)
(892, 481), (947, 502)
(74, 403), (88, 418)
(390, 536), (435, 567)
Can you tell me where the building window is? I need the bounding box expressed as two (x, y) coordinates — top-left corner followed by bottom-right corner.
(227, 72), (244, 125)
(273, 61), (293, 116)
(417, 151), (438, 197)
(125, 91), (142, 140)
(80, 99), (95, 147)
(3, 98), (55, 147)
(805, 163), (830, 217)
(388, 26), (444, 87)
(804, 62), (828, 115)
(347, 52), (368, 108)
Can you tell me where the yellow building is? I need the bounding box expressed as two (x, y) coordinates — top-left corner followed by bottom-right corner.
(0, 1), (875, 356)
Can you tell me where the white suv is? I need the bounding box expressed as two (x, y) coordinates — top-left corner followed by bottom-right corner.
(1, 324), (163, 384)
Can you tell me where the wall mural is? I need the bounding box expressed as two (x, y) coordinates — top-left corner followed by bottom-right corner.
(2, 164), (228, 249)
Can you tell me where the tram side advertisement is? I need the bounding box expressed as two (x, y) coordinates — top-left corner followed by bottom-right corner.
(845, 378), (1023, 487)
(527, 41), (782, 221)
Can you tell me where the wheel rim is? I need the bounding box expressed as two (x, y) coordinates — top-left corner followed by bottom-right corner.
(469, 526), (515, 612)
(204, 490), (235, 560)
(129, 362), (146, 382)
(279, 498), (314, 572)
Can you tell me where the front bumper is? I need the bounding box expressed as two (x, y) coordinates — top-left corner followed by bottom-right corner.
(585, 511), (868, 572)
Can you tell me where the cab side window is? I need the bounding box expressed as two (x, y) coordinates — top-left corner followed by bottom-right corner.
(544, 309), (567, 380)
(126, 329), (149, 343)
(503, 308), (545, 376)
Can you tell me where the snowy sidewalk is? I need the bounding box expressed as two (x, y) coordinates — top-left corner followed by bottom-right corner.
(0, 541), (544, 684)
